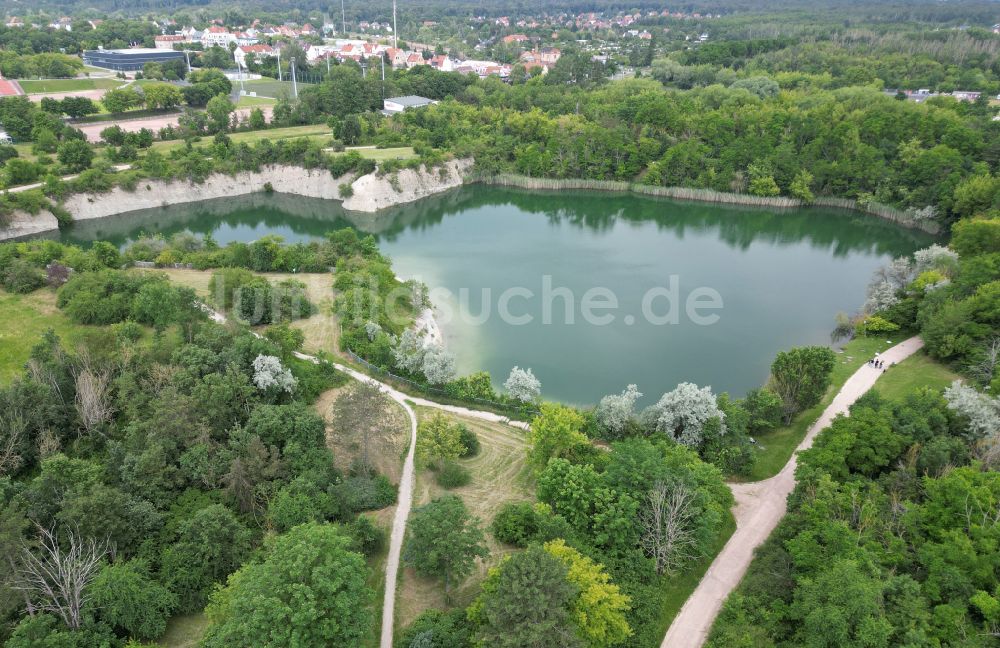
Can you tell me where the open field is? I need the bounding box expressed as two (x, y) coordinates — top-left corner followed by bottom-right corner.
(0, 288), (91, 382)
(235, 94), (278, 108)
(17, 78), (122, 94)
(150, 123), (330, 152)
(338, 146), (417, 161)
(873, 350), (961, 400)
(396, 407), (533, 629)
(741, 334), (906, 482)
(241, 79), (314, 98)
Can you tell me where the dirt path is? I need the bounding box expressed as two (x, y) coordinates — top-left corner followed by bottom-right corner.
(660, 336), (924, 648)
(200, 305), (526, 648)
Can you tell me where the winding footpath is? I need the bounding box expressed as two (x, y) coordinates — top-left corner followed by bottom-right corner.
(661, 336), (924, 648)
(203, 305), (527, 648)
(312, 357), (527, 648)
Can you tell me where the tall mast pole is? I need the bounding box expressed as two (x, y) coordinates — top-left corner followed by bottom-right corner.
(392, 0), (397, 49)
(341, 0), (346, 36)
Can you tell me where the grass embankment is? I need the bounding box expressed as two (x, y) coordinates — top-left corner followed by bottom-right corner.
(396, 407), (533, 629)
(18, 77), (122, 93)
(741, 335), (906, 482)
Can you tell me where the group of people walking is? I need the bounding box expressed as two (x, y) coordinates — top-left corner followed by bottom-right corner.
(869, 354), (886, 370)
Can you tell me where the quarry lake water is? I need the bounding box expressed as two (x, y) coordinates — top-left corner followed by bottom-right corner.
(57, 186), (936, 406)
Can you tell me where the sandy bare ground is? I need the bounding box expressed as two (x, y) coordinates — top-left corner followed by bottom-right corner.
(77, 105), (274, 142)
(661, 336), (925, 648)
(27, 88), (109, 103)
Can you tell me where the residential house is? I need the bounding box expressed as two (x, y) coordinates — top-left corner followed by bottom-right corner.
(154, 34), (186, 50)
(234, 44), (276, 67)
(202, 26), (236, 47)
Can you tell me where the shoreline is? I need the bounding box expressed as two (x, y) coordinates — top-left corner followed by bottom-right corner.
(469, 173), (942, 235)
(1, 159), (942, 241)
(0, 158), (473, 241)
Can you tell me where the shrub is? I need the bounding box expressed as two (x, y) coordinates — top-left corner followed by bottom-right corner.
(347, 515), (386, 556)
(458, 425), (480, 458)
(2, 258), (45, 293)
(436, 460), (471, 489)
(336, 474), (397, 512)
(338, 182), (354, 198)
(490, 502), (539, 546)
(855, 314), (901, 335)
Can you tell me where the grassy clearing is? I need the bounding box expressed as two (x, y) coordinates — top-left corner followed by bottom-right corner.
(338, 146), (417, 161)
(0, 288), (90, 382)
(873, 350), (961, 400)
(740, 335), (905, 482)
(396, 408), (533, 629)
(160, 269), (340, 357)
(18, 77), (121, 93)
(157, 613), (209, 648)
(150, 123), (331, 153)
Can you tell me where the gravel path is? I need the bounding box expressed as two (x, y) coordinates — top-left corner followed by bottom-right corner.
(660, 336), (925, 648)
(203, 305), (525, 648)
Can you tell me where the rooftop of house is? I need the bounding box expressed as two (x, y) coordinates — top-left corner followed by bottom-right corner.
(386, 95), (435, 107)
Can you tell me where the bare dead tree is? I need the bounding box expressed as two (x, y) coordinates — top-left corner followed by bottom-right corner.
(13, 526), (109, 630)
(0, 411), (27, 477)
(639, 481), (700, 575)
(73, 360), (114, 438)
(330, 380), (397, 471)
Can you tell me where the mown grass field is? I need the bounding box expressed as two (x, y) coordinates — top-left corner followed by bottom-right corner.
(150, 123), (331, 152)
(873, 350), (960, 400)
(741, 334), (907, 482)
(17, 77), (122, 93)
(235, 94), (278, 108)
(396, 407), (533, 629)
(241, 79), (314, 98)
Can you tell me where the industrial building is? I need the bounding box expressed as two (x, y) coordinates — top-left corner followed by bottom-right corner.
(82, 48), (186, 72)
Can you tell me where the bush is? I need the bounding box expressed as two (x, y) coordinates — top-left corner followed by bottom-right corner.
(490, 501), (538, 546)
(2, 258), (45, 293)
(338, 182), (354, 198)
(347, 515), (386, 556)
(458, 425), (480, 458)
(336, 474), (397, 512)
(436, 460), (471, 489)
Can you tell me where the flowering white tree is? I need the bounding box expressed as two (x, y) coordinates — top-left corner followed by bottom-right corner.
(596, 384), (643, 436)
(252, 354), (297, 393)
(364, 321), (382, 341)
(504, 366), (541, 403)
(392, 328), (426, 374)
(944, 381), (1000, 439)
(422, 347), (457, 385)
(864, 256), (915, 313)
(645, 382), (725, 447)
(913, 244), (959, 275)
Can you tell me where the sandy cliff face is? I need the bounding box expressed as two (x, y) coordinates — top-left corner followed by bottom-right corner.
(342, 158), (472, 211)
(0, 159), (473, 240)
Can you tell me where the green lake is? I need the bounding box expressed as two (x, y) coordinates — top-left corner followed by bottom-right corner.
(56, 186), (936, 406)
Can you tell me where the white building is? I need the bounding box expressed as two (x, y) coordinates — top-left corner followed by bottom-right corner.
(383, 95), (437, 113)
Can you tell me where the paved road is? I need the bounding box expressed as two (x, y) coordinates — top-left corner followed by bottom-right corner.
(660, 336), (924, 648)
